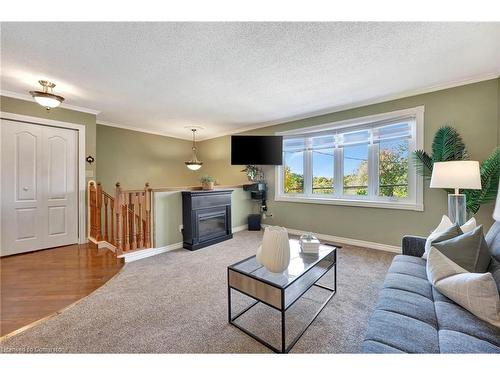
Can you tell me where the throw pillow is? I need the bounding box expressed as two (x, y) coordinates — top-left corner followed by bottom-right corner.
(422, 216), (476, 259)
(485, 222), (500, 263)
(431, 224), (463, 245)
(432, 225), (491, 273)
(426, 247), (500, 328)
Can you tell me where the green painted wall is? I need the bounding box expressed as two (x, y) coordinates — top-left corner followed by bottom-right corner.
(96, 124), (199, 192)
(95, 125), (255, 248)
(154, 188), (253, 248)
(1, 96), (97, 178)
(5, 77), (498, 250)
(198, 78), (500, 247)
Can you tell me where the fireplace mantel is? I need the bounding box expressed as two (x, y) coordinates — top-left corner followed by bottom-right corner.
(181, 190), (233, 250)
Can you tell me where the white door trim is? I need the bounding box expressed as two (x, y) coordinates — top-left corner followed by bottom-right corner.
(0, 111), (87, 245)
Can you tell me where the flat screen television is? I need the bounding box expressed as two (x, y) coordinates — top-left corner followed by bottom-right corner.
(231, 135), (283, 165)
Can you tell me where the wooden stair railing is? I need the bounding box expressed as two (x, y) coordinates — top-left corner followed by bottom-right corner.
(88, 181), (152, 255)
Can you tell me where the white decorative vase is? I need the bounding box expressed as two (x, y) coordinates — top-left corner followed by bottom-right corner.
(256, 226), (290, 273)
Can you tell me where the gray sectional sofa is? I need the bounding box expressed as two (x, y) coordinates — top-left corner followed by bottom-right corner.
(362, 221), (500, 353)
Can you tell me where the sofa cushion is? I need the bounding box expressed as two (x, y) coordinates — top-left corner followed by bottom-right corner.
(486, 221), (500, 290)
(427, 247), (500, 328)
(489, 258), (500, 292)
(363, 309), (439, 353)
(389, 256), (427, 279)
(383, 272), (433, 300)
(376, 288), (437, 327)
(485, 221), (500, 262)
(363, 252), (500, 353)
(439, 330), (500, 353)
(432, 287), (453, 303)
(434, 301), (500, 346)
(362, 340), (405, 353)
(393, 254), (427, 266)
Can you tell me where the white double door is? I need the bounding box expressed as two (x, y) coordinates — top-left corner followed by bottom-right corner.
(1, 119), (78, 256)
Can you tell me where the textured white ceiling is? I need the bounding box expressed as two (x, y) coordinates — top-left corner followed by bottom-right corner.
(1, 22), (499, 140)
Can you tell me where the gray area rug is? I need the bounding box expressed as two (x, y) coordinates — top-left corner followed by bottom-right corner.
(0, 231), (394, 353)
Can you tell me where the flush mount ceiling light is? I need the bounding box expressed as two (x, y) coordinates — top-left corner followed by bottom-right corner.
(29, 80), (65, 110)
(185, 127), (203, 171)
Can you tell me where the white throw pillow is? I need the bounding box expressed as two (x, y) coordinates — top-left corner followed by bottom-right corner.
(422, 216), (476, 259)
(426, 247), (500, 328)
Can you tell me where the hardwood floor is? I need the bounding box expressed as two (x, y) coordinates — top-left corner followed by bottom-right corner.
(0, 243), (124, 337)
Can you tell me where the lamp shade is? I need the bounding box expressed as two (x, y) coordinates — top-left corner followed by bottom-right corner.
(430, 161), (482, 190)
(494, 177), (500, 221)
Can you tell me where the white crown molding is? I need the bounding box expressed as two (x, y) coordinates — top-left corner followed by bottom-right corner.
(3, 72), (498, 141)
(97, 120), (193, 141)
(86, 71), (499, 142)
(0, 90), (101, 115)
(200, 72), (499, 141)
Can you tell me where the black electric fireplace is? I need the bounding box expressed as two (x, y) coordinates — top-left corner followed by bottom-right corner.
(181, 190), (233, 250)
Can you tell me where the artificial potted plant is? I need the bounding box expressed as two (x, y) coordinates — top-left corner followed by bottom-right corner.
(200, 175), (216, 190)
(412, 125), (499, 215)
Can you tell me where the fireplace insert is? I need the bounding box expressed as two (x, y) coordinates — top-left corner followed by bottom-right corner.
(181, 190), (233, 250)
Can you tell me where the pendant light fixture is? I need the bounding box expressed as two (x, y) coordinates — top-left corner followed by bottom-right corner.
(185, 128), (203, 171)
(29, 80), (65, 110)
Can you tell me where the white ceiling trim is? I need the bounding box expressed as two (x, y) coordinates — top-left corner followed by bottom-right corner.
(97, 120), (192, 141)
(3, 72), (498, 142)
(0, 90), (101, 115)
(200, 72), (500, 140)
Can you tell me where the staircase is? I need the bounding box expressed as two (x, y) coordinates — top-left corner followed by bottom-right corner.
(88, 181), (153, 255)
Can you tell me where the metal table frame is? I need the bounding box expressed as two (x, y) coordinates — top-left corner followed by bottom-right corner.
(227, 247), (337, 354)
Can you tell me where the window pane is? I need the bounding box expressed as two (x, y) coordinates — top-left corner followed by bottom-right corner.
(341, 130), (370, 145)
(378, 139), (409, 198)
(343, 144), (368, 196)
(374, 122), (411, 142)
(312, 136), (334, 194)
(283, 138), (305, 151)
(284, 150), (304, 194)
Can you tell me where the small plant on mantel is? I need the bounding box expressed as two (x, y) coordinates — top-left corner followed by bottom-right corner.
(200, 175), (216, 190)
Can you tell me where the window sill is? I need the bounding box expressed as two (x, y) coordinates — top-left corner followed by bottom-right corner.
(274, 195), (424, 211)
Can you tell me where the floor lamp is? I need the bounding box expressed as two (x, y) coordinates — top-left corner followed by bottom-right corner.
(430, 161), (482, 226)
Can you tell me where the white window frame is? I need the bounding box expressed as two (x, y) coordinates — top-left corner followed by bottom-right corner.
(275, 106), (424, 211)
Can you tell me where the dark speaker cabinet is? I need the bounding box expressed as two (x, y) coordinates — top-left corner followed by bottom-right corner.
(181, 190), (233, 250)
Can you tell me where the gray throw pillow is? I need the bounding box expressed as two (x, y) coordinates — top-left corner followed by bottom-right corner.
(485, 222), (500, 262)
(426, 247), (500, 328)
(490, 258), (500, 293)
(430, 224), (463, 246)
(433, 225), (491, 273)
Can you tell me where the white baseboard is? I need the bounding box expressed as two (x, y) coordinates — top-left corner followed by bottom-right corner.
(118, 242), (183, 263)
(119, 225), (248, 263)
(232, 224), (248, 233)
(262, 224), (401, 254)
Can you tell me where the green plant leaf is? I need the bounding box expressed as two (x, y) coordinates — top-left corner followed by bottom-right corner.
(412, 149), (433, 179)
(431, 125), (469, 162)
(463, 147), (499, 214)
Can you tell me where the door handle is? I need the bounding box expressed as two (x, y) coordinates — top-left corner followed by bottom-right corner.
(23, 187), (29, 191)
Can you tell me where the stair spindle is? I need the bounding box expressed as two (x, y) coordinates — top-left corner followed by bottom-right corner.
(104, 195), (109, 242)
(95, 183), (103, 241)
(144, 183), (152, 248)
(88, 181), (153, 255)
